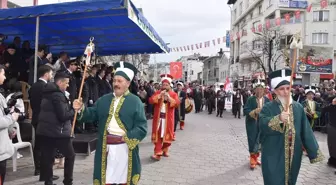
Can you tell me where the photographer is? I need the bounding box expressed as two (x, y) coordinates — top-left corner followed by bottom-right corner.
(0, 65), (19, 185)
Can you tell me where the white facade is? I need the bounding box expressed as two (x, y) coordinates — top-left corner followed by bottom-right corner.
(230, 0), (336, 85)
(219, 54), (230, 82)
(180, 55), (204, 83)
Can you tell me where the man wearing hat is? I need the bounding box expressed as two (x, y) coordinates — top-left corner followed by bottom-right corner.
(259, 69), (323, 185)
(73, 61), (148, 185)
(174, 81), (186, 132)
(216, 85), (226, 118)
(149, 74), (180, 161)
(302, 85), (321, 129)
(243, 77), (270, 170)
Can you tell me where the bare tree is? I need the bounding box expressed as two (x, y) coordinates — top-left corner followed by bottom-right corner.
(244, 27), (287, 78)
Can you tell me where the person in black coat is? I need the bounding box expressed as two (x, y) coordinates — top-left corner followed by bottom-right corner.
(37, 72), (75, 185)
(28, 45), (51, 85)
(28, 65), (58, 179)
(102, 72), (113, 95)
(175, 81), (186, 131)
(64, 60), (78, 103)
(96, 68), (106, 97)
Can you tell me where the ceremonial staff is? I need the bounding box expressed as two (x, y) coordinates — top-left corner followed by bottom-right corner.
(286, 32), (303, 112)
(70, 37), (95, 137)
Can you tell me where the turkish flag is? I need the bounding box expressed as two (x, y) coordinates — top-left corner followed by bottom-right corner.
(170, 62), (183, 79)
(251, 27), (256, 33)
(258, 24), (262, 32)
(266, 19), (271, 29)
(321, 0), (328, 9)
(224, 77), (231, 91)
(276, 17), (281, 26)
(307, 4), (312, 12)
(284, 13), (290, 23)
(295, 10), (300, 19)
(236, 32), (240, 39)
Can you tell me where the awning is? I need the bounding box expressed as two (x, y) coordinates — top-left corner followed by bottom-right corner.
(0, 0), (168, 56)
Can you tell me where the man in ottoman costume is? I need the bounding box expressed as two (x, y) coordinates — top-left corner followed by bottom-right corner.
(149, 74), (180, 161)
(243, 76), (270, 170)
(302, 85), (321, 130)
(259, 68), (324, 185)
(73, 61), (147, 185)
(175, 81), (186, 131)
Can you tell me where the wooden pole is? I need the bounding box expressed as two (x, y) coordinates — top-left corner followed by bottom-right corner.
(285, 48), (297, 112)
(70, 64), (88, 137)
(70, 38), (94, 137)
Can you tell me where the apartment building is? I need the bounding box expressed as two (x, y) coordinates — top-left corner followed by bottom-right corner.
(202, 50), (229, 85)
(179, 54), (205, 83)
(230, 0), (335, 87)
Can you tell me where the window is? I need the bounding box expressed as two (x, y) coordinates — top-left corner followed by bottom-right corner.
(258, 5), (262, 15)
(240, 41), (248, 54)
(252, 40), (262, 50)
(313, 11), (329, 22)
(280, 35), (293, 48)
(312, 33), (328, 44)
(253, 21), (260, 31)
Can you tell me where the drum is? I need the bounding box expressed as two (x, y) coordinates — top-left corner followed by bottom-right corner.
(185, 98), (193, 114)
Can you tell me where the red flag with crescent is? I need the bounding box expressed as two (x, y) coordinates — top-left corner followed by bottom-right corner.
(321, 0), (328, 9)
(307, 4), (312, 12)
(276, 17), (281, 26)
(284, 13), (290, 23)
(170, 62), (183, 79)
(266, 19), (271, 29)
(295, 10), (301, 19)
(258, 24), (262, 32)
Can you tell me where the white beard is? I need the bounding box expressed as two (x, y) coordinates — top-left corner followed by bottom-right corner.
(278, 96), (293, 107)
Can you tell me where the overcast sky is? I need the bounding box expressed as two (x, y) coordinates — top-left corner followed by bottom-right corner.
(21, 0), (231, 63)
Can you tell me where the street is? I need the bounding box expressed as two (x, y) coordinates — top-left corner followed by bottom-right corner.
(4, 110), (336, 185)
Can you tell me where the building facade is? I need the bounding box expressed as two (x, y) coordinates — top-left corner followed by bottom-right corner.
(230, 0), (335, 87)
(179, 54), (204, 83)
(202, 52), (229, 85)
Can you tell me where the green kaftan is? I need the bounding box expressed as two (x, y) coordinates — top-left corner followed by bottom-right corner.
(243, 96), (269, 153)
(77, 91), (147, 185)
(259, 100), (324, 185)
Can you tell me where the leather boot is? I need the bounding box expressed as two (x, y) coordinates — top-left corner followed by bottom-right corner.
(180, 121), (185, 130)
(256, 153), (261, 165)
(250, 154), (257, 169)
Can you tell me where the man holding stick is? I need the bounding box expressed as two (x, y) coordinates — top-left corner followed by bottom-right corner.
(259, 68), (324, 185)
(73, 61), (147, 185)
(243, 76), (269, 170)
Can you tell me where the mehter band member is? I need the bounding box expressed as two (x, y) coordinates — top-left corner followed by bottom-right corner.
(302, 85), (320, 130)
(149, 74), (180, 161)
(243, 77), (269, 170)
(73, 61), (147, 185)
(175, 81), (186, 131)
(259, 68), (324, 185)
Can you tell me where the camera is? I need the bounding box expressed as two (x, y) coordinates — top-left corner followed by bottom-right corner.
(5, 92), (26, 121)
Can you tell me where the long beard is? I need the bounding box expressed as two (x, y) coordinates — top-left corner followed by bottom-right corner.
(278, 96), (293, 107)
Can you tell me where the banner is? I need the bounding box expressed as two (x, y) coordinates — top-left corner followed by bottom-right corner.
(279, 0), (308, 8)
(297, 46), (333, 74)
(226, 30), (230, 48)
(169, 62), (183, 79)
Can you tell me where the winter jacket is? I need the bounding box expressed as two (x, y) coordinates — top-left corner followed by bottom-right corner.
(37, 82), (75, 138)
(0, 93), (16, 162)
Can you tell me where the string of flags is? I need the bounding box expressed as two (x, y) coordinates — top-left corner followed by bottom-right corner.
(169, 0), (329, 52)
(168, 35), (229, 53)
